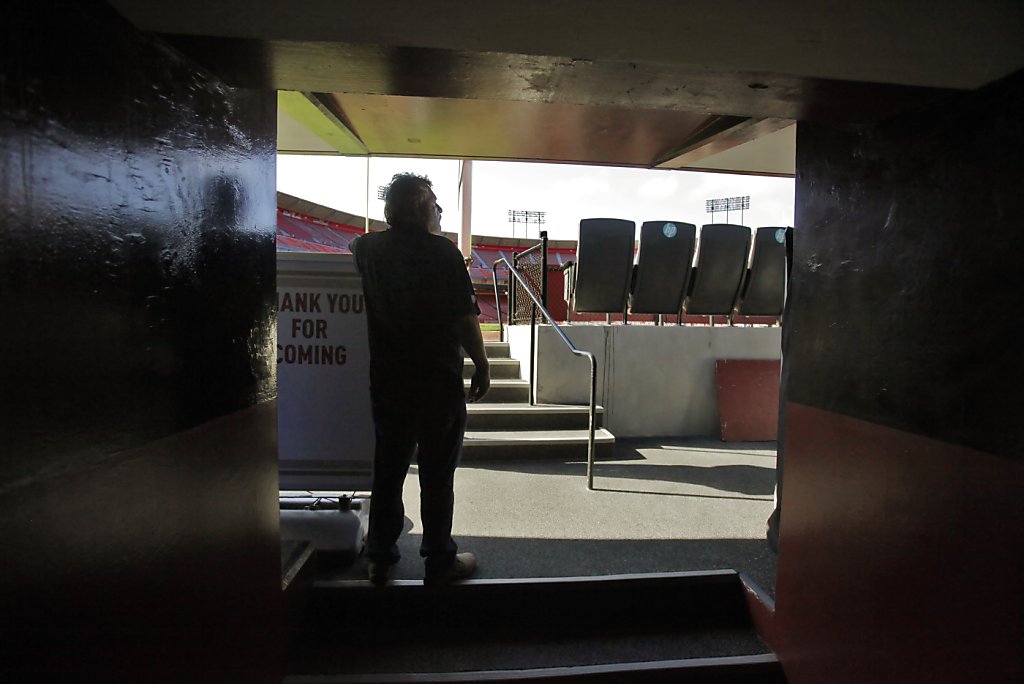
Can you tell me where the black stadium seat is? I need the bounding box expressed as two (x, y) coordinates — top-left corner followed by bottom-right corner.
(683, 224), (751, 316)
(572, 218), (636, 314)
(735, 226), (788, 318)
(629, 220), (696, 314)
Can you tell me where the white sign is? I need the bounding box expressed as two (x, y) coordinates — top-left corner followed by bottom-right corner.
(277, 253), (374, 491)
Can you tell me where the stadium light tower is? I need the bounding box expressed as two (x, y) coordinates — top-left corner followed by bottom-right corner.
(507, 209), (546, 239)
(706, 195), (750, 224)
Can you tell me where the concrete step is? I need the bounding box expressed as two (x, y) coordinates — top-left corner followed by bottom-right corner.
(463, 357), (520, 380)
(483, 340), (510, 358)
(286, 653), (782, 683)
(288, 571), (782, 682)
(463, 428), (616, 461)
(465, 378), (529, 403)
(466, 402), (604, 431)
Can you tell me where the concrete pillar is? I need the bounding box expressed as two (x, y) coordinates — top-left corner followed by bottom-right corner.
(2, 2), (281, 679)
(459, 159), (473, 261)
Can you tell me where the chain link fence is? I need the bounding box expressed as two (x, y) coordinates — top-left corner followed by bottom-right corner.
(510, 233), (548, 324)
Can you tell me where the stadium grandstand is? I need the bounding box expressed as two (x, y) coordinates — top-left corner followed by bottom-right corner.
(276, 191), (580, 324)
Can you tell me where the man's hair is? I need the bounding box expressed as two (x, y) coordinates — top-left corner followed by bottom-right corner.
(383, 173), (433, 226)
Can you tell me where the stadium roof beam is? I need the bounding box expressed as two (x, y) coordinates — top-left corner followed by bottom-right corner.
(277, 91), (368, 155)
(107, 1), (1024, 91)
(110, 1), (1023, 175)
(653, 117), (794, 173)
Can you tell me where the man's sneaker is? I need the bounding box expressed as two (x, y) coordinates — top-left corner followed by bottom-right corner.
(367, 558), (396, 586)
(423, 552), (477, 586)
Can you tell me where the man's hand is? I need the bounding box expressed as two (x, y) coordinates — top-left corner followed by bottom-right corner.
(455, 312), (490, 403)
(467, 363), (490, 403)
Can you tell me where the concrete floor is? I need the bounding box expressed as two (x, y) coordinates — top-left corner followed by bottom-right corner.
(328, 437), (779, 596)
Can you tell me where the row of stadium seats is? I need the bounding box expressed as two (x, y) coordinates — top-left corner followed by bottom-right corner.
(566, 219), (789, 322)
(274, 208), (786, 324)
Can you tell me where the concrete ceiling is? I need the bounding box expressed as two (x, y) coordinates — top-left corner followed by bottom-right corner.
(110, 1), (1024, 174)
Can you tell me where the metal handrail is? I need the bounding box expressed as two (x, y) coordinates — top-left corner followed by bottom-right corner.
(492, 258), (600, 490)
(513, 240), (545, 260)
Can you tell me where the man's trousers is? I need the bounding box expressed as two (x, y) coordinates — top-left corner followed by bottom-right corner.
(365, 396), (466, 574)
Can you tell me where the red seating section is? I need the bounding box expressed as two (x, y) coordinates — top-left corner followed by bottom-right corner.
(276, 210), (360, 253)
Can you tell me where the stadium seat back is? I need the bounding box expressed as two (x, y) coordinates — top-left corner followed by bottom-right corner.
(573, 218), (636, 313)
(684, 224), (751, 316)
(630, 220), (696, 314)
(736, 227), (788, 317)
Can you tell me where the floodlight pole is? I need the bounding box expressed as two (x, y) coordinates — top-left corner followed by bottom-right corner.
(508, 209), (547, 239)
(707, 195), (751, 225)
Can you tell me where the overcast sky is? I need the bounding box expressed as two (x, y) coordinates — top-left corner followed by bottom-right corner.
(277, 155), (795, 241)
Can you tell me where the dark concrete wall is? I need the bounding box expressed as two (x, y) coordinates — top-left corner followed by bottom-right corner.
(1, 3), (280, 681)
(775, 71), (1024, 682)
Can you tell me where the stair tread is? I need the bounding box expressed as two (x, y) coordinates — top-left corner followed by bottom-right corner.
(465, 378), (529, 386)
(465, 428), (615, 444)
(466, 402), (603, 414)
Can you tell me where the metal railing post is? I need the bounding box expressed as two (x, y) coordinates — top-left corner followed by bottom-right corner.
(529, 303), (537, 406)
(540, 230), (548, 311)
(510, 251), (518, 328)
(586, 354), (597, 490)
(492, 262), (505, 343)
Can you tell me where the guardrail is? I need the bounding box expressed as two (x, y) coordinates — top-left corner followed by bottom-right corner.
(492, 258), (600, 489)
(510, 232), (548, 324)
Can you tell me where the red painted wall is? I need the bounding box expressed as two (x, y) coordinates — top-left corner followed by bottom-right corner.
(545, 267), (568, 321)
(716, 360), (780, 441)
(776, 404), (1023, 682)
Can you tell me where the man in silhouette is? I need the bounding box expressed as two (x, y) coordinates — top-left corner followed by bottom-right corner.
(352, 172), (490, 586)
